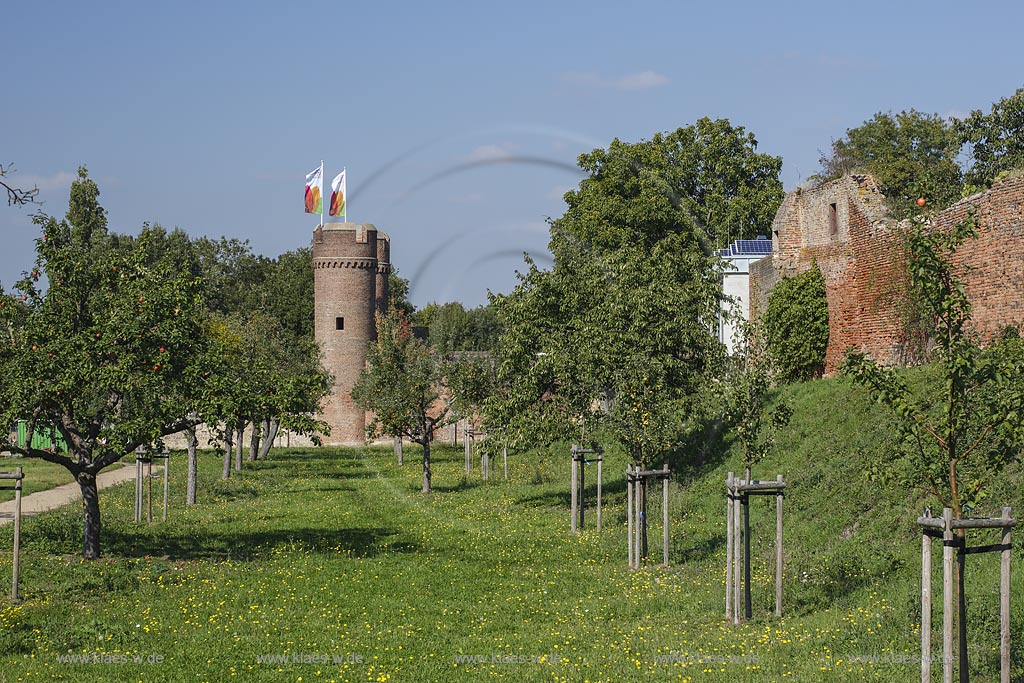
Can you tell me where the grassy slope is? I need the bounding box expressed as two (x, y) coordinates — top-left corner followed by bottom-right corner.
(0, 377), (1018, 682)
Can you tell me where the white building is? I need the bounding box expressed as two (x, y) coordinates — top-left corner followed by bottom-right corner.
(717, 237), (772, 355)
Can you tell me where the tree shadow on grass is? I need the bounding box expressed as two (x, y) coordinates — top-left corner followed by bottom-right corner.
(514, 477), (627, 509)
(105, 525), (419, 561)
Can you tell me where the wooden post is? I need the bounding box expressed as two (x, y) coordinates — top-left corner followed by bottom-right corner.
(596, 457), (603, 532)
(627, 467), (634, 569)
(464, 428), (471, 475)
(580, 455), (586, 530)
(662, 462), (669, 568)
(726, 472), (733, 620)
(743, 490), (752, 620)
(12, 467), (22, 601)
(162, 452), (169, 522)
(733, 478), (742, 624)
(922, 509), (932, 683)
(776, 474), (783, 617)
(942, 507), (954, 683)
(630, 471), (638, 565)
(570, 450), (578, 534)
(640, 477), (648, 561)
(503, 444), (508, 481)
(1000, 507), (1011, 683)
(146, 457), (153, 524)
(482, 449), (489, 481)
(134, 457), (143, 523)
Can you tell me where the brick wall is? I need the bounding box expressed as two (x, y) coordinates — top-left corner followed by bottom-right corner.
(939, 172), (1024, 340)
(750, 172), (1024, 374)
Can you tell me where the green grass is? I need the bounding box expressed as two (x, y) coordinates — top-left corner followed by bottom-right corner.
(0, 377), (1019, 682)
(0, 458), (76, 502)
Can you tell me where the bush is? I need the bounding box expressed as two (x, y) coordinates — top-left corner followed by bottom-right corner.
(763, 266), (829, 382)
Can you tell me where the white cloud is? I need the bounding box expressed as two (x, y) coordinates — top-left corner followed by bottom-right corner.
(466, 144), (516, 161)
(18, 170), (76, 192)
(561, 69), (670, 91)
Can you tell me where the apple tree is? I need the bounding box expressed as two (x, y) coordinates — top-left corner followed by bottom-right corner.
(0, 167), (208, 558)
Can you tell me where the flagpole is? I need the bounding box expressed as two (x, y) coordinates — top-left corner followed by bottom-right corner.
(344, 166), (348, 223)
(319, 160), (324, 227)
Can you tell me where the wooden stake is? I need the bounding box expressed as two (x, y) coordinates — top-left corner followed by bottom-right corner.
(662, 462), (669, 568)
(627, 467), (634, 569)
(743, 491), (751, 620)
(596, 457), (603, 532)
(570, 451), (578, 534)
(922, 509), (932, 683)
(733, 480), (742, 624)
(503, 444), (508, 481)
(578, 454), (585, 530)
(726, 472), (733, 620)
(630, 471), (638, 565)
(775, 474), (783, 617)
(162, 454), (169, 522)
(482, 449), (489, 481)
(148, 456), (153, 528)
(942, 507), (954, 683)
(12, 467), (22, 601)
(464, 427), (471, 475)
(1000, 507), (1011, 683)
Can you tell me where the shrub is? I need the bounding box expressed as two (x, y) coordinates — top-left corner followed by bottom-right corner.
(763, 266), (829, 382)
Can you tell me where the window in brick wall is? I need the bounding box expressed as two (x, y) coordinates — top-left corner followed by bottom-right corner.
(828, 202), (838, 236)
(335, 317), (344, 331)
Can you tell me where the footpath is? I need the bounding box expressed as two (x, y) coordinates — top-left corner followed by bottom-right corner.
(0, 464), (141, 527)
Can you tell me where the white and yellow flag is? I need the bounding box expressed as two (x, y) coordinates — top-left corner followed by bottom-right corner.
(304, 165), (323, 215)
(329, 169), (346, 219)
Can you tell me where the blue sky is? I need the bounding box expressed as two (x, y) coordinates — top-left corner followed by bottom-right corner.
(3, 1), (1023, 307)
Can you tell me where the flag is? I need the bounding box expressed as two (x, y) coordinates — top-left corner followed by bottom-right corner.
(329, 169), (346, 218)
(304, 165), (323, 215)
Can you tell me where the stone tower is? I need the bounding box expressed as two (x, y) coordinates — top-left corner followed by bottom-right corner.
(313, 223), (391, 445)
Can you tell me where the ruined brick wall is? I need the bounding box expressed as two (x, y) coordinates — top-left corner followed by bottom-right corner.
(753, 175), (903, 373)
(938, 172), (1024, 340)
(751, 171), (1024, 375)
(313, 223), (385, 445)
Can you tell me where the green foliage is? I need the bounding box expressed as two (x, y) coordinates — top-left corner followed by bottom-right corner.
(0, 168), (210, 556)
(841, 214), (1024, 514)
(564, 118), (783, 249)
(762, 266), (829, 382)
(957, 86), (1024, 190)
(388, 268), (415, 318)
(443, 352), (496, 424)
(488, 120), (775, 464)
(352, 308), (452, 491)
(415, 301), (501, 353)
(815, 110), (963, 218)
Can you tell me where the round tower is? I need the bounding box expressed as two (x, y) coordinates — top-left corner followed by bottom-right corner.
(313, 223), (380, 445)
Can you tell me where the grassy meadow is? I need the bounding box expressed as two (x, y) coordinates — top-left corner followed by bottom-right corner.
(0, 375), (1020, 682)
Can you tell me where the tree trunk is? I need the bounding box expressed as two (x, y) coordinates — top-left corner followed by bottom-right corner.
(186, 426), (198, 505)
(222, 428), (233, 480)
(257, 418), (277, 460)
(394, 435), (404, 466)
(78, 470), (101, 559)
(247, 422), (260, 462)
(234, 425), (244, 471)
(421, 438), (431, 493)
